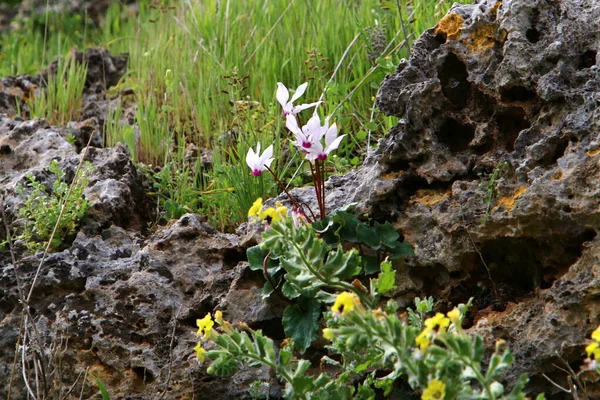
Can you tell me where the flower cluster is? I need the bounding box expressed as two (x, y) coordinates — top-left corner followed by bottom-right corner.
(248, 197), (288, 224)
(585, 325), (600, 369)
(194, 311), (233, 363)
(245, 82), (347, 220)
(415, 308), (461, 351)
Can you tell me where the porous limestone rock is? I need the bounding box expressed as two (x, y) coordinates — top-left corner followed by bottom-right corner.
(2, 0), (600, 398)
(365, 0), (600, 396)
(0, 114), (277, 398)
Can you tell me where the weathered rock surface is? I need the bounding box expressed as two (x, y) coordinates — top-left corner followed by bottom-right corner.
(360, 0), (599, 396)
(0, 117), (280, 398)
(2, 0), (600, 398)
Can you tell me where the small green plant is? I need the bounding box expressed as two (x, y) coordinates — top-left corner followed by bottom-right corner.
(28, 53), (88, 126)
(15, 159), (92, 251)
(91, 374), (112, 400)
(194, 255), (545, 399)
(480, 161), (511, 221)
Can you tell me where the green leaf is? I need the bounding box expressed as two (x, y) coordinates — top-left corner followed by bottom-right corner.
(356, 223), (382, 250)
(364, 256), (380, 275)
(373, 258), (396, 295)
(376, 222), (400, 246)
(356, 130), (368, 141)
(282, 297), (321, 354)
(207, 353), (239, 376)
(90, 374), (112, 400)
(247, 245), (269, 271)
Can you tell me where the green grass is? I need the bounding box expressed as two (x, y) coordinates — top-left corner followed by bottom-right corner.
(28, 52), (88, 126)
(1, 0), (469, 230)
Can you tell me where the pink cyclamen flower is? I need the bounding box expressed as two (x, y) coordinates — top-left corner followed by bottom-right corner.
(276, 82), (320, 116)
(246, 142), (274, 176)
(286, 114), (324, 152)
(307, 118), (345, 161)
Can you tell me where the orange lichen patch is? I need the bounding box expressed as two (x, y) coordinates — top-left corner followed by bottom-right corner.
(435, 13), (465, 41)
(551, 170), (563, 180)
(381, 170), (403, 179)
(587, 148), (600, 157)
(409, 188), (452, 207)
(494, 185), (528, 212)
(87, 363), (114, 384)
(489, 1), (502, 21)
(466, 23), (498, 53)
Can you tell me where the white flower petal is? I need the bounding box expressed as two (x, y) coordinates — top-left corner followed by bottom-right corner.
(264, 157), (274, 169)
(325, 123), (338, 147)
(290, 82), (308, 103)
(246, 147), (257, 169)
(285, 115), (302, 135)
(304, 115), (323, 137)
(276, 83), (289, 107)
(325, 134), (346, 153)
(261, 144), (274, 164)
(292, 101), (321, 114)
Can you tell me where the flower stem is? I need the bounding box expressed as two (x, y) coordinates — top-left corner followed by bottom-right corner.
(264, 165), (314, 223)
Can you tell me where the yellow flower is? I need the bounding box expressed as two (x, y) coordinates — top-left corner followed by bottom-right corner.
(248, 198), (263, 218)
(416, 328), (432, 350)
(447, 308), (461, 325)
(194, 342), (208, 362)
(196, 313), (214, 339)
(215, 310), (224, 324)
(261, 207), (280, 223)
(275, 201), (288, 219)
(422, 379), (446, 400)
(591, 325), (600, 342)
(323, 328), (335, 340)
(331, 292), (360, 316)
(425, 313), (450, 333)
(586, 342), (600, 360)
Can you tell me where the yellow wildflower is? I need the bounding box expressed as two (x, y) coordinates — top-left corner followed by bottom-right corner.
(425, 313), (450, 333)
(447, 308), (461, 325)
(275, 201), (288, 219)
(261, 207), (280, 223)
(194, 342), (208, 362)
(323, 328), (335, 340)
(196, 313), (214, 339)
(416, 328), (432, 350)
(592, 325), (600, 342)
(586, 342), (600, 360)
(215, 310), (224, 324)
(248, 198), (263, 218)
(422, 379), (446, 400)
(331, 292), (360, 316)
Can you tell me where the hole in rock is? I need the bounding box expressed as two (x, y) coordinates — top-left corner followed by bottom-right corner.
(435, 32), (447, 45)
(251, 317), (285, 341)
(578, 50), (597, 70)
(181, 299), (216, 329)
(438, 52), (471, 109)
(132, 366), (155, 383)
(435, 119), (475, 152)
(526, 28), (540, 43)
(500, 85), (537, 103)
(444, 229), (595, 313)
(223, 248), (246, 268)
(494, 107), (530, 152)
(408, 264), (449, 295)
(548, 137), (570, 164)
